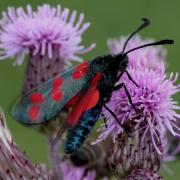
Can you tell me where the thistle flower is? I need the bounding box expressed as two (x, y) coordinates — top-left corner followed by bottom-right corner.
(108, 35), (166, 70)
(0, 4), (95, 65)
(126, 168), (162, 180)
(93, 36), (179, 178)
(108, 129), (162, 178)
(95, 64), (180, 154)
(0, 108), (51, 179)
(0, 4), (95, 94)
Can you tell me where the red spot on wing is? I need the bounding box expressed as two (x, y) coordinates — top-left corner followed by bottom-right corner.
(72, 62), (88, 80)
(28, 92), (44, 121)
(67, 73), (103, 127)
(28, 105), (40, 121)
(51, 89), (63, 102)
(30, 92), (44, 103)
(51, 78), (64, 102)
(53, 78), (63, 89)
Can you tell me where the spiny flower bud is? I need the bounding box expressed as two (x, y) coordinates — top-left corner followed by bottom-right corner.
(108, 128), (162, 178)
(0, 108), (51, 179)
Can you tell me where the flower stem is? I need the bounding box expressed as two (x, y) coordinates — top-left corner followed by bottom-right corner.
(49, 127), (66, 180)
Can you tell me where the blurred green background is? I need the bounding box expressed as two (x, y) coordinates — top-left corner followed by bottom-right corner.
(0, 0), (179, 179)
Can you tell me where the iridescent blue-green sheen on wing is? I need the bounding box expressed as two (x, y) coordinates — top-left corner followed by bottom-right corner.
(11, 64), (89, 124)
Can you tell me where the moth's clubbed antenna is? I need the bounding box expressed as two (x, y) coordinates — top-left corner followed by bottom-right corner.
(121, 18), (174, 56)
(108, 35), (167, 70)
(125, 39), (174, 55)
(122, 18), (150, 53)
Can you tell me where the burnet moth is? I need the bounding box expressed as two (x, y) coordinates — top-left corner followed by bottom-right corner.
(11, 18), (174, 154)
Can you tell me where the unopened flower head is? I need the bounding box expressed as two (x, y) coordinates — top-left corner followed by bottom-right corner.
(108, 35), (166, 70)
(0, 4), (95, 65)
(108, 129), (162, 177)
(0, 108), (51, 179)
(95, 64), (180, 154)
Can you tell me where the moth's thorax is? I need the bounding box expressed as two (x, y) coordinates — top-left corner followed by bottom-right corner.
(86, 53), (129, 101)
(87, 53), (128, 81)
(89, 53), (125, 69)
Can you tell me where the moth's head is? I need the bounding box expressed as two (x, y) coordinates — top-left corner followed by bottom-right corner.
(115, 53), (128, 70)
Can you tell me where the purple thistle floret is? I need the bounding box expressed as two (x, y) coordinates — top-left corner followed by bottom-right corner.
(94, 36), (180, 155)
(0, 4), (95, 65)
(95, 65), (180, 154)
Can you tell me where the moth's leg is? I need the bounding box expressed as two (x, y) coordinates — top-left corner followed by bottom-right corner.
(115, 70), (139, 88)
(125, 70), (139, 87)
(103, 104), (121, 126)
(116, 70), (125, 81)
(113, 83), (137, 112)
(49, 125), (68, 180)
(113, 83), (124, 91)
(52, 125), (68, 146)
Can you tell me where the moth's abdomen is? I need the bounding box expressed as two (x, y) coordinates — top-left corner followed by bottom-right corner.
(64, 100), (103, 154)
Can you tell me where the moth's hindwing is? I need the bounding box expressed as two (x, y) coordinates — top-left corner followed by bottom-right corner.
(12, 62), (89, 124)
(64, 98), (103, 154)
